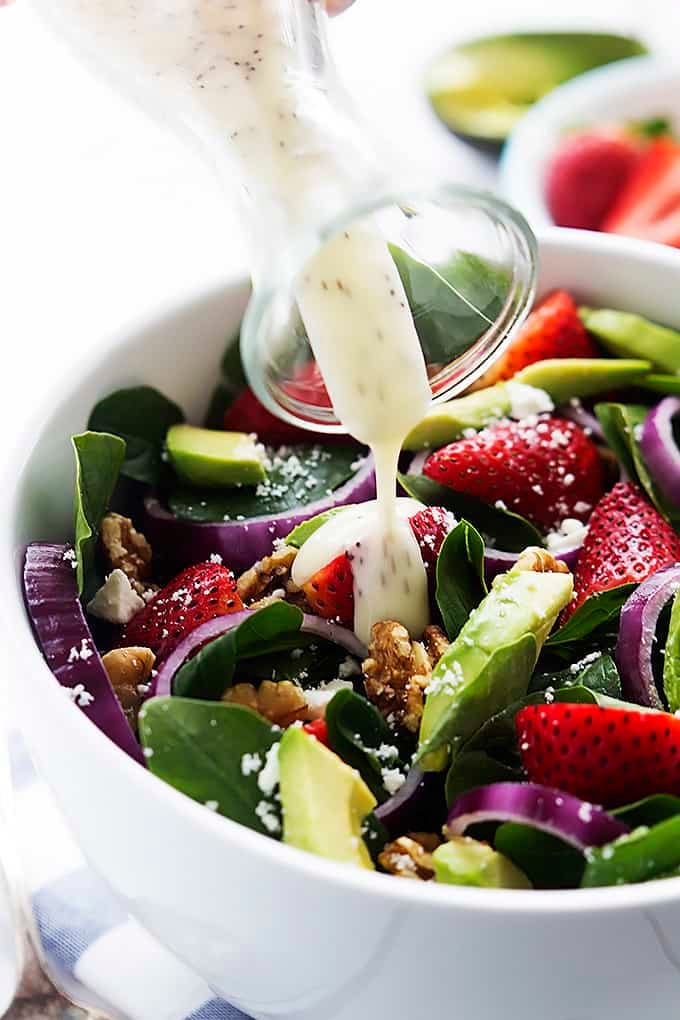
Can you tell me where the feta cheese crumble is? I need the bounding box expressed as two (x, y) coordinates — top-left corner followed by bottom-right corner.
(505, 382), (554, 421)
(86, 569), (145, 624)
(546, 518), (588, 553)
(64, 683), (95, 708)
(257, 743), (281, 796)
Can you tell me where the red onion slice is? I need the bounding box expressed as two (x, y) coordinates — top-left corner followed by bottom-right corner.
(144, 456), (375, 573)
(447, 782), (628, 851)
(616, 564), (680, 709)
(23, 544), (145, 765)
(374, 766), (446, 837)
(560, 403), (605, 443)
(151, 609), (366, 697)
(640, 397), (680, 507)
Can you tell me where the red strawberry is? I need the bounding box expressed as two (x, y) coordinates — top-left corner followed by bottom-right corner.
(472, 291), (599, 389)
(303, 719), (330, 745)
(567, 482), (680, 618)
(423, 417), (604, 532)
(546, 132), (639, 230)
(302, 507), (454, 625)
(122, 562), (243, 660)
(516, 703), (680, 806)
(602, 138), (680, 247)
(224, 383), (348, 447)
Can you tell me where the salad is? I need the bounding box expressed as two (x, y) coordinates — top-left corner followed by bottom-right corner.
(24, 285), (680, 891)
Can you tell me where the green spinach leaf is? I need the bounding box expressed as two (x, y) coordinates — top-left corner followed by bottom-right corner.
(545, 584), (635, 658)
(139, 698), (281, 836)
(169, 446), (361, 522)
(662, 586), (680, 713)
(325, 689), (402, 802)
(88, 386), (184, 485)
(435, 520), (487, 640)
(72, 431), (126, 599)
(495, 824), (585, 889)
(530, 652), (622, 699)
(398, 472), (542, 552)
(174, 603), (304, 700)
(582, 817), (680, 887)
(204, 332), (248, 428)
(614, 794), (680, 829)
(236, 637), (356, 688)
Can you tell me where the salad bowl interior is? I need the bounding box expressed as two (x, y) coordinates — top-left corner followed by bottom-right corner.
(7, 230), (680, 1020)
(501, 57), (680, 230)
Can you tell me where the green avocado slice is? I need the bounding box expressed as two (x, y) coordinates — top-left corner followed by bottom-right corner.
(433, 837), (532, 889)
(580, 308), (680, 375)
(166, 424), (265, 487)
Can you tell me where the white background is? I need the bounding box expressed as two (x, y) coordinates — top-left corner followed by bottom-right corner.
(1, 0), (680, 426)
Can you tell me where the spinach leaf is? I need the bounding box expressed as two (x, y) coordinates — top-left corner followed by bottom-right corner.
(435, 521), (487, 640)
(325, 689), (402, 802)
(544, 584), (635, 659)
(531, 652), (622, 699)
(286, 507), (350, 548)
(362, 813), (390, 863)
(88, 386), (184, 485)
(236, 637), (356, 688)
(390, 246), (509, 365)
(663, 587), (680, 713)
(614, 794), (680, 829)
(595, 402), (679, 524)
(446, 751), (522, 804)
(418, 633), (538, 767)
(139, 698), (281, 836)
(398, 472), (543, 552)
(204, 332), (248, 428)
(495, 824), (585, 890)
(582, 817), (680, 887)
(72, 432), (126, 599)
(174, 603), (304, 700)
(169, 446), (361, 522)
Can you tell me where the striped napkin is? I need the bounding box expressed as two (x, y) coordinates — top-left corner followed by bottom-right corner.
(8, 734), (250, 1020)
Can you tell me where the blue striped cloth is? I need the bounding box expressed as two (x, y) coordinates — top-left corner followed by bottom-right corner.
(10, 734), (250, 1020)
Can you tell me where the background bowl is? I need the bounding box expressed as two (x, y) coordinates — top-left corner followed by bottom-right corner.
(500, 56), (680, 229)
(6, 231), (680, 1020)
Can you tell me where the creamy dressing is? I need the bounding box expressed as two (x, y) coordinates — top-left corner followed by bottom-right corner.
(41, 0), (433, 643)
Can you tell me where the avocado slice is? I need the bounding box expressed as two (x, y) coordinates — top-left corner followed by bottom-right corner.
(433, 837), (532, 889)
(427, 33), (646, 146)
(166, 424), (265, 487)
(404, 384), (513, 450)
(580, 309), (680, 375)
(279, 727), (376, 869)
(418, 563), (573, 771)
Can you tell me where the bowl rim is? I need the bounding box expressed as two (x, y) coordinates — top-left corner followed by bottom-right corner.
(8, 226), (680, 918)
(500, 54), (680, 228)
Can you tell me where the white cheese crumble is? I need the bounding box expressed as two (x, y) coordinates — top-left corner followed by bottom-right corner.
(241, 752), (263, 777)
(303, 678), (354, 719)
(505, 382), (554, 421)
(338, 656), (361, 679)
(209, 553), (223, 564)
(64, 683), (94, 707)
(67, 638), (95, 663)
(255, 800), (281, 834)
(62, 548), (78, 569)
(86, 569), (145, 625)
(578, 801), (593, 824)
(257, 743), (281, 796)
(381, 767), (406, 796)
(546, 518), (588, 553)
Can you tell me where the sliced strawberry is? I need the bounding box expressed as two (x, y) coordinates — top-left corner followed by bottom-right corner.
(303, 718), (330, 745)
(567, 482), (680, 618)
(473, 290), (599, 388)
(602, 138), (680, 247)
(223, 388), (318, 447)
(546, 133), (640, 230)
(302, 507), (454, 625)
(423, 417), (604, 532)
(121, 562), (243, 660)
(516, 703), (680, 806)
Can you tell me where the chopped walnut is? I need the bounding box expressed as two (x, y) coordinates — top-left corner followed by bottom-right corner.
(102, 646), (155, 729)
(101, 513), (152, 582)
(515, 546), (570, 575)
(237, 545), (298, 603)
(378, 834), (439, 880)
(363, 621), (433, 733)
(423, 625), (450, 666)
(223, 679), (307, 727)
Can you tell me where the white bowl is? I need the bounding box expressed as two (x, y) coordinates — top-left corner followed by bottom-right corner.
(7, 230), (680, 1020)
(500, 56), (680, 230)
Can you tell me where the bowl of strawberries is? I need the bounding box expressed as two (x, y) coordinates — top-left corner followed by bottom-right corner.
(501, 57), (680, 247)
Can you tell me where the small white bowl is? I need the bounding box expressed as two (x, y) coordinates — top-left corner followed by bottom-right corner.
(500, 56), (680, 230)
(6, 230), (680, 1020)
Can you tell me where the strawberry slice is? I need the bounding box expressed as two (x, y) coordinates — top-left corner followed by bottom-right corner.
(122, 562), (243, 660)
(516, 703), (680, 806)
(602, 138), (680, 247)
(473, 290), (600, 388)
(302, 506), (454, 625)
(567, 482), (680, 618)
(223, 389), (320, 447)
(546, 132), (640, 231)
(423, 417), (604, 532)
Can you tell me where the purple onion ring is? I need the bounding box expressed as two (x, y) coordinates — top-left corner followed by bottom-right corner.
(616, 564), (680, 709)
(640, 397), (680, 507)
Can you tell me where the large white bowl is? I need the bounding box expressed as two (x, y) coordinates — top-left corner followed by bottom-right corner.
(501, 57), (680, 230)
(7, 230), (680, 1020)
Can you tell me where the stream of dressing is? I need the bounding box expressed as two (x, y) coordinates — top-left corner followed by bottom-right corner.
(42, 0), (433, 643)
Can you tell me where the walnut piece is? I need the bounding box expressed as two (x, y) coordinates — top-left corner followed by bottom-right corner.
(362, 621), (434, 733)
(102, 646), (155, 729)
(101, 513), (152, 582)
(423, 625), (450, 666)
(237, 545), (298, 603)
(515, 546), (571, 575)
(223, 679), (307, 727)
(378, 834), (439, 880)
